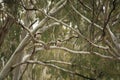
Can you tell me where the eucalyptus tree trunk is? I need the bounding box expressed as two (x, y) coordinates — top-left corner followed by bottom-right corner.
(0, 16), (14, 47)
(0, 0), (66, 80)
(12, 1), (36, 80)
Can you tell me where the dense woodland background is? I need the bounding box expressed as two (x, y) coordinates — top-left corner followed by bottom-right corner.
(0, 0), (120, 80)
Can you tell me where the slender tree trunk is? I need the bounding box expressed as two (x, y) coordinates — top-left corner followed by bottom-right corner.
(0, 17), (14, 47)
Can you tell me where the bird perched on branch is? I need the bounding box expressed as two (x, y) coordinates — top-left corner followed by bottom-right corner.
(56, 39), (62, 47)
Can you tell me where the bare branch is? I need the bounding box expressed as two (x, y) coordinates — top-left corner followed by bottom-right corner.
(0, 0), (67, 79)
(105, 40), (120, 57)
(78, 0), (92, 11)
(40, 12), (108, 50)
(102, 0), (117, 38)
(36, 46), (90, 54)
(44, 60), (94, 71)
(12, 60), (96, 80)
(106, 25), (120, 55)
(44, 60), (73, 65)
(70, 3), (103, 30)
(36, 46), (120, 61)
(17, 20), (45, 45)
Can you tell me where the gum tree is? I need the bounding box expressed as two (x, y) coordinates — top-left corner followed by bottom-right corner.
(0, 0), (120, 80)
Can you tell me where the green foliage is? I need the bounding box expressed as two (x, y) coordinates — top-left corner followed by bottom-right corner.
(0, 0), (120, 80)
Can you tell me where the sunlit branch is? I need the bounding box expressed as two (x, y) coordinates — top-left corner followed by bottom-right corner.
(20, 0), (37, 11)
(107, 49), (117, 58)
(19, 47), (36, 80)
(70, 2), (120, 55)
(44, 60), (94, 71)
(105, 40), (120, 57)
(48, 0), (67, 15)
(45, 60), (73, 65)
(17, 20), (46, 45)
(93, 52), (120, 60)
(41, 12), (108, 50)
(36, 46), (120, 60)
(12, 60), (96, 80)
(102, 0), (116, 38)
(48, 35), (79, 45)
(39, 22), (60, 33)
(70, 3), (103, 30)
(36, 46), (90, 54)
(106, 25), (120, 55)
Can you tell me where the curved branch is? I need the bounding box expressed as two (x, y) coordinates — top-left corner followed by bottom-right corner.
(12, 60), (96, 80)
(0, 0), (67, 79)
(106, 26), (120, 56)
(36, 46), (120, 61)
(41, 13), (108, 50)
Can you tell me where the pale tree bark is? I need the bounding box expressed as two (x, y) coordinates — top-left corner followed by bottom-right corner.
(106, 25), (120, 56)
(12, 3), (34, 80)
(0, 0), (66, 80)
(13, 1), (35, 80)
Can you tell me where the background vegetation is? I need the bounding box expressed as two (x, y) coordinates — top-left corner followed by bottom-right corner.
(0, 0), (120, 80)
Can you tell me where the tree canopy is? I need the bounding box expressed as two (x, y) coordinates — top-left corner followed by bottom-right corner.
(0, 0), (120, 80)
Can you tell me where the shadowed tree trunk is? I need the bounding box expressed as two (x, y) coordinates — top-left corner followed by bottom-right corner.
(0, 16), (14, 47)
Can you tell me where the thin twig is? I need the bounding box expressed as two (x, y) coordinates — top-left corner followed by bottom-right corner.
(78, 0), (92, 11)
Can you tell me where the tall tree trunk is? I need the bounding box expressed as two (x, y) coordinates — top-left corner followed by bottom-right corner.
(0, 0), (66, 79)
(0, 16), (14, 47)
(12, 3), (35, 79)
